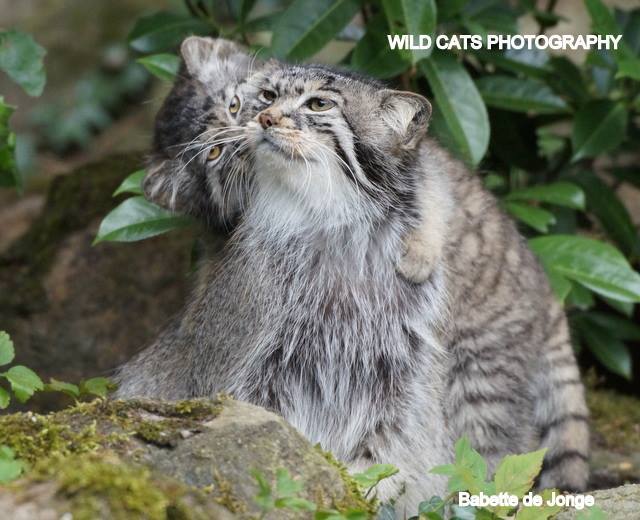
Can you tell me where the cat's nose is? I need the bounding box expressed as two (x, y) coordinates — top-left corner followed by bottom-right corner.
(259, 111), (277, 129)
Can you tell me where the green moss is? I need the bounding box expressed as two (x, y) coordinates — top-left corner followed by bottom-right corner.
(40, 453), (168, 520)
(317, 446), (378, 516)
(136, 397), (223, 419)
(127, 398), (223, 447)
(588, 388), (640, 450)
(134, 419), (183, 448)
(0, 402), (128, 464)
(211, 470), (247, 514)
(0, 398), (223, 463)
(30, 453), (216, 520)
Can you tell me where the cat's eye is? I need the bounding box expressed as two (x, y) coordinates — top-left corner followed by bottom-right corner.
(207, 145), (223, 161)
(259, 89), (277, 104)
(229, 95), (241, 114)
(307, 98), (336, 112)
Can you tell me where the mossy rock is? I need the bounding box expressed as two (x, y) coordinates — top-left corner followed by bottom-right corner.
(0, 397), (372, 519)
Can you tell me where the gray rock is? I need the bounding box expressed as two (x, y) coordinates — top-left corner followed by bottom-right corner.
(555, 484), (640, 519)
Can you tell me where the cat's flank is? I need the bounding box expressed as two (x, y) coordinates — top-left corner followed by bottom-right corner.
(116, 43), (588, 516)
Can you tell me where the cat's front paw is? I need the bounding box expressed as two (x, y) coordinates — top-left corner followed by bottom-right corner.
(397, 249), (435, 284)
(142, 166), (172, 209)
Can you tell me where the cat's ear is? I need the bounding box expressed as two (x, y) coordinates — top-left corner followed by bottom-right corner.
(180, 37), (248, 78)
(379, 90), (432, 150)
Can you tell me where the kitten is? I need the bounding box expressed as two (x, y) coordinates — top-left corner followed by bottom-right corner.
(116, 45), (589, 515)
(143, 37), (257, 230)
(146, 36), (443, 282)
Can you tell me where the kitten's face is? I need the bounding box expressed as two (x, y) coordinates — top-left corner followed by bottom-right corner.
(243, 63), (431, 227)
(147, 38), (258, 227)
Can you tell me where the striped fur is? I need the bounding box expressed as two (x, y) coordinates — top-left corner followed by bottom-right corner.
(116, 46), (589, 515)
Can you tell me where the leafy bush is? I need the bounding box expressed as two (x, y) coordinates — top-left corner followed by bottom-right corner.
(0, 331), (114, 410)
(0, 28), (46, 191)
(253, 440), (605, 519)
(97, 0), (640, 381)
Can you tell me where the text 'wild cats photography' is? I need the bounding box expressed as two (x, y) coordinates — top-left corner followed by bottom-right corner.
(1, 0), (639, 519)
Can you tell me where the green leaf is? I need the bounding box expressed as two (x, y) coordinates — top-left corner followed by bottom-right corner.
(351, 14), (410, 79)
(476, 76), (569, 114)
(351, 464), (399, 489)
(94, 196), (192, 244)
(275, 496), (317, 511)
(587, 49), (616, 96)
(252, 470), (274, 511)
(546, 56), (589, 104)
(45, 378), (80, 398)
(418, 496), (446, 515)
(114, 170), (146, 197)
(529, 235), (640, 303)
(584, 0), (635, 67)
(137, 54), (180, 81)
(0, 97), (18, 190)
(542, 266), (573, 302)
(505, 202), (556, 233)
(0, 331), (15, 366)
(431, 437), (488, 495)
(494, 449), (546, 498)
(506, 182), (585, 210)
(2, 365), (44, 403)
(275, 468), (303, 498)
(128, 11), (212, 53)
(585, 0), (619, 35)
(515, 488), (563, 519)
(0, 388), (9, 409)
(615, 56), (640, 80)
(270, 0), (361, 61)
(80, 377), (114, 398)
(239, 0), (258, 25)
(566, 282), (595, 310)
(601, 295), (634, 317)
(420, 51), (490, 166)
(572, 101), (627, 161)
(476, 48), (550, 79)
(571, 170), (638, 256)
(382, 0), (437, 63)
(243, 11), (284, 33)
(582, 312), (640, 342)
(0, 29), (46, 97)
(573, 314), (632, 379)
(451, 504), (483, 520)
(0, 445), (26, 483)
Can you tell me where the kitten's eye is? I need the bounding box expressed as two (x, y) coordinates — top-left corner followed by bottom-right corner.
(207, 145), (223, 161)
(229, 95), (241, 114)
(259, 89), (277, 104)
(307, 98), (336, 112)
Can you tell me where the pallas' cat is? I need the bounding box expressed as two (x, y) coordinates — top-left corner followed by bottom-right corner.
(116, 37), (589, 515)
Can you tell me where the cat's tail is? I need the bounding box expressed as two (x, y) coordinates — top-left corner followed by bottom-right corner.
(533, 303), (590, 492)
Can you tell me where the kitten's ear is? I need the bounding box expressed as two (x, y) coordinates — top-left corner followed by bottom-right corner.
(180, 36), (248, 78)
(379, 90), (432, 150)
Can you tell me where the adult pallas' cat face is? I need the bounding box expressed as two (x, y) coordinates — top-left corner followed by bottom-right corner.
(243, 63), (431, 227)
